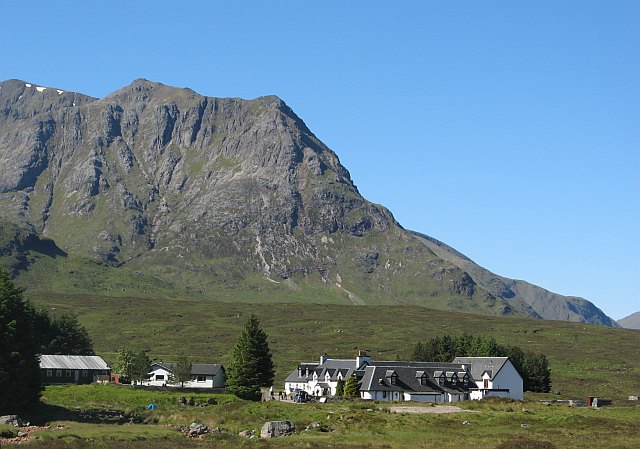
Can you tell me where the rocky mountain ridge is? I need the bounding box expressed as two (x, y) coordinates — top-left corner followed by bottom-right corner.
(0, 78), (616, 326)
(618, 312), (640, 329)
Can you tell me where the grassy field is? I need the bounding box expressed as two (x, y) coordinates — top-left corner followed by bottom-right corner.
(26, 292), (640, 402)
(6, 384), (640, 449)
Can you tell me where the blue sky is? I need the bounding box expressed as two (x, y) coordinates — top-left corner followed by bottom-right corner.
(1, 1), (638, 320)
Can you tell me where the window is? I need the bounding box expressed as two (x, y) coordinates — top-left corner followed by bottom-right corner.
(65, 370), (72, 377)
(156, 374), (165, 381)
(451, 373), (458, 384)
(56, 370), (62, 377)
(420, 373), (428, 386)
(197, 375), (206, 382)
(382, 391), (387, 398)
(390, 372), (398, 386)
(483, 379), (489, 389)
(46, 370), (52, 377)
(439, 374), (446, 385)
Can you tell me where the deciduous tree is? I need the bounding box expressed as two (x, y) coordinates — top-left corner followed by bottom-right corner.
(171, 354), (192, 388)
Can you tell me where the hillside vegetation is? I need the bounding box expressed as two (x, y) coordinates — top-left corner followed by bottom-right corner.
(28, 292), (640, 402)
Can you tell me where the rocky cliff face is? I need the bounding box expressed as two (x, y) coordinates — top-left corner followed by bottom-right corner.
(0, 79), (616, 325)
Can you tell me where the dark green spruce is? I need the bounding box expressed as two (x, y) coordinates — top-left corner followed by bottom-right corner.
(226, 314), (274, 400)
(0, 269), (42, 412)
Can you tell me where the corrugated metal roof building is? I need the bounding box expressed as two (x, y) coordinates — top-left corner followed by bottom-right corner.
(39, 354), (111, 385)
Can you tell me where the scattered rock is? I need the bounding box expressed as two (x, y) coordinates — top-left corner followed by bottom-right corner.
(178, 396), (187, 405)
(260, 421), (295, 438)
(462, 421), (471, 425)
(303, 421), (328, 432)
(521, 423), (530, 428)
(239, 430), (255, 438)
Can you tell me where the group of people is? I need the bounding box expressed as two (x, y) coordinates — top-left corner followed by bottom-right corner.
(267, 386), (287, 401)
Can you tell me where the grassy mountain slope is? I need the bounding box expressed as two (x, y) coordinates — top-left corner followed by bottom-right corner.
(0, 78), (615, 324)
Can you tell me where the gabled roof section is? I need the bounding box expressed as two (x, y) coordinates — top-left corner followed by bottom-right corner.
(39, 355), (110, 370)
(360, 365), (471, 394)
(452, 357), (510, 381)
(284, 362), (319, 383)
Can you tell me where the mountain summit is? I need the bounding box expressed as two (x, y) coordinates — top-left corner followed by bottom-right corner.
(0, 79), (617, 326)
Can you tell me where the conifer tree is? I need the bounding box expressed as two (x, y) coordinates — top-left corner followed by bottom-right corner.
(226, 314), (274, 400)
(0, 269), (42, 412)
(343, 372), (359, 399)
(335, 378), (345, 397)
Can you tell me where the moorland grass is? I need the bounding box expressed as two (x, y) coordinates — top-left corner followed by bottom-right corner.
(27, 292), (640, 402)
(15, 385), (640, 449)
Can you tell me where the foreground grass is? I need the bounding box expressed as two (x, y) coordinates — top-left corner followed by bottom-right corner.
(8, 384), (639, 449)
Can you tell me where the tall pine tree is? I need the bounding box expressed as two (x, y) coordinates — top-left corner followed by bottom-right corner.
(226, 314), (274, 400)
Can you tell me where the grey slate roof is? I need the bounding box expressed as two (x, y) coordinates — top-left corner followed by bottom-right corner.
(39, 355), (110, 371)
(284, 362), (319, 383)
(285, 358), (358, 384)
(452, 357), (510, 381)
(360, 365), (471, 394)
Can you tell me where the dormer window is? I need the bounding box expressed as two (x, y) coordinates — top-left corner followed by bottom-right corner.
(463, 374), (469, 385)
(390, 372), (398, 385)
(439, 374), (446, 385)
(451, 373), (459, 384)
(420, 372), (428, 386)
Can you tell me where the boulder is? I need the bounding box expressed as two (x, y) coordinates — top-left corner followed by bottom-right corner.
(188, 422), (209, 437)
(260, 421), (295, 438)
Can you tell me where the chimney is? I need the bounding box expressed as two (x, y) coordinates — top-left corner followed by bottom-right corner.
(356, 350), (372, 369)
(320, 354), (330, 365)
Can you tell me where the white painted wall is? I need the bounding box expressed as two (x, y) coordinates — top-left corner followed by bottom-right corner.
(144, 364), (225, 388)
(491, 361), (523, 400)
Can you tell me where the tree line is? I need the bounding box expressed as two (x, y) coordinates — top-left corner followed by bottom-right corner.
(0, 269), (94, 412)
(411, 334), (551, 392)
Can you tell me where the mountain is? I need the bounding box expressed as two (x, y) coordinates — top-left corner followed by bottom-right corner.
(410, 232), (618, 326)
(0, 78), (616, 325)
(618, 312), (640, 329)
